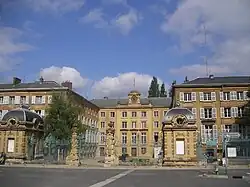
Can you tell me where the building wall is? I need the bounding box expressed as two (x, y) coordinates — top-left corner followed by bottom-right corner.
(0, 89), (99, 158)
(98, 106), (168, 158)
(174, 86), (250, 150)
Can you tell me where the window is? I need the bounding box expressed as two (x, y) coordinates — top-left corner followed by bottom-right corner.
(239, 124), (250, 139)
(110, 112), (115, 117)
(154, 111), (158, 117)
(203, 92), (212, 101)
(237, 91), (244, 100)
(35, 110), (42, 115)
(122, 121), (127, 128)
(100, 147), (105, 156)
(35, 96), (42, 104)
(131, 133), (137, 145)
(238, 107), (244, 117)
(9, 96), (15, 104)
(0, 96), (3, 104)
(184, 93), (192, 101)
(224, 108), (231, 118)
(122, 112), (127, 117)
(100, 132), (106, 143)
(154, 121), (159, 128)
(132, 121), (136, 128)
(121, 133), (127, 144)
(141, 132), (147, 144)
(141, 111), (147, 117)
(132, 111), (137, 117)
(131, 148), (137, 157)
(101, 122), (105, 128)
(141, 147), (147, 154)
(20, 96), (26, 104)
(122, 147), (127, 154)
(154, 132), (159, 142)
(204, 108), (212, 119)
(223, 125), (232, 133)
(101, 112), (105, 117)
(141, 121), (147, 128)
(201, 125), (217, 143)
(223, 92), (230, 100)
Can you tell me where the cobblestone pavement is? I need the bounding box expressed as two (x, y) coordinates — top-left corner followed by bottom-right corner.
(0, 167), (249, 187)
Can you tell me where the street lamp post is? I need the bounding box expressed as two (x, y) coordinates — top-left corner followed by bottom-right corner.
(137, 131), (140, 166)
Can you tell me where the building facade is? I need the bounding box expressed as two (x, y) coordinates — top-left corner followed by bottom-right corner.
(172, 76), (250, 158)
(92, 90), (171, 158)
(0, 77), (99, 159)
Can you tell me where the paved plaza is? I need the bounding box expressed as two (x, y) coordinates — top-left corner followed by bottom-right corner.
(0, 166), (249, 187)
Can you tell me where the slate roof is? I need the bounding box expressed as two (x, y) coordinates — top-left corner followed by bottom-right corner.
(91, 97), (172, 108)
(0, 81), (66, 91)
(175, 76), (250, 87)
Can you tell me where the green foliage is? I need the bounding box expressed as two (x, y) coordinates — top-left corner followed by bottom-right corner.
(160, 83), (167, 97)
(148, 76), (160, 97)
(44, 92), (86, 140)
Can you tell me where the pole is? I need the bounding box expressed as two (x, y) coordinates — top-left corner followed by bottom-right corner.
(225, 135), (228, 174)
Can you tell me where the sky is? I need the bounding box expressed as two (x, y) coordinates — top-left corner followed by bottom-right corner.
(0, 0), (250, 99)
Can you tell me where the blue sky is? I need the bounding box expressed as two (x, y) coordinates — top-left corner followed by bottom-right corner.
(1, 0), (250, 98)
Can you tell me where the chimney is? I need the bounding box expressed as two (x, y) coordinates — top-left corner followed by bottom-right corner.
(13, 77), (21, 85)
(104, 96), (108, 100)
(209, 74), (214, 79)
(39, 76), (44, 83)
(61, 81), (73, 90)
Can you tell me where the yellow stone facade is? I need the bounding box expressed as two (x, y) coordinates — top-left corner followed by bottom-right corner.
(0, 78), (99, 160)
(92, 90), (171, 158)
(172, 76), (250, 158)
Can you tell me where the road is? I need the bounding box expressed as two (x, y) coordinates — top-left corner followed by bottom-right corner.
(0, 167), (249, 187)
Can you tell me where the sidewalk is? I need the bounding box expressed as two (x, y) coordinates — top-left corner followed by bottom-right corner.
(0, 163), (249, 170)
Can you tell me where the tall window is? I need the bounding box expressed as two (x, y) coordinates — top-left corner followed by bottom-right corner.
(238, 107), (244, 117)
(132, 111), (137, 117)
(132, 121), (136, 128)
(110, 112), (115, 117)
(101, 112), (105, 117)
(122, 133), (127, 144)
(141, 132), (147, 144)
(100, 122), (105, 128)
(20, 96), (26, 104)
(141, 111), (147, 117)
(184, 93), (192, 101)
(122, 112), (127, 117)
(141, 121), (147, 128)
(223, 92), (230, 100)
(131, 133), (137, 145)
(154, 111), (158, 117)
(154, 121), (159, 128)
(237, 91), (244, 100)
(203, 92), (212, 101)
(122, 121), (127, 128)
(201, 125), (217, 143)
(9, 96), (15, 104)
(100, 132), (106, 143)
(204, 108), (212, 119)
(224, 108), (231, 117)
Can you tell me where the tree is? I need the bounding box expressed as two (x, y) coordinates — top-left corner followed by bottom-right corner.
(160, 83), (167, 97)
(148, 76), (160, 97)
(44, 92), (86, 141)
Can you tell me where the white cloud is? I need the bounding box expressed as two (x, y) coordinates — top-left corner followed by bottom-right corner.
(161, 0), (250, 77)
(24, 0), (85, 14)
(0, 27), (33, 72)
(79, 8), (142, 35)
(40, 66), (88, 89)
(91, 72), (163, 98)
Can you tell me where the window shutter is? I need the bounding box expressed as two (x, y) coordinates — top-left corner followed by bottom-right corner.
(26, 96), (29, 104)
(41, 96), (46, 104)
(201, 125), (206, 143)
(199, 92), (204, 101)
(212, 125), (218, 142)
(220, 92), (223, 101)
(31, 96), (36, 104)
(179, 92), (184, 101)
(191, 92), (196, 101)
(212, 108), (217, 118)
(48, 95), (52, 104)
(15, 96), (20, 104)
(243, 91), (249, 100)
(192, 108), (197, 119)
(220, 107), (225, 118)
(200, 108), (205, 119)
(211, 92), (216, 101)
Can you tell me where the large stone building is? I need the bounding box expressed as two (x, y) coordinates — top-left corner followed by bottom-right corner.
(172, 75), (250, 158)
(92, 90), (171, 158)
(0, 77), (99, 159)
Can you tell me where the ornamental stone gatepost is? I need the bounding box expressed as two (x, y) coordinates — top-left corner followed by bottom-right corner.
(66, 125), (79, 166)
